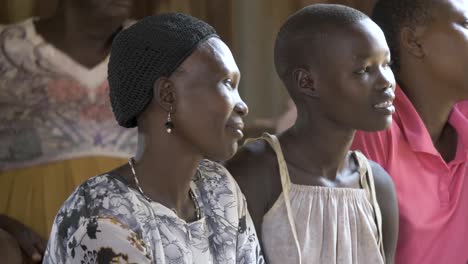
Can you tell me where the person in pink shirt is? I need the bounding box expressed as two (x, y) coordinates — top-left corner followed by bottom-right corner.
(352, 0), (468, 263)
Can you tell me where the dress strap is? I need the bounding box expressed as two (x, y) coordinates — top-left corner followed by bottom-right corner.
(354, 151), (386, 262)
(246, 133), (302, 264)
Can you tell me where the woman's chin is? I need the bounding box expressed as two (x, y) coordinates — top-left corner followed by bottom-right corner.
(205, 142), (239, 162)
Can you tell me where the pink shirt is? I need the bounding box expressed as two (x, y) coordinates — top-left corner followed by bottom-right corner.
(352, 86), (468, 264)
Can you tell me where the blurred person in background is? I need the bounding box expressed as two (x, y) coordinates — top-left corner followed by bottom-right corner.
(352, 0), (468, 263)
(0, 0), (138, 262)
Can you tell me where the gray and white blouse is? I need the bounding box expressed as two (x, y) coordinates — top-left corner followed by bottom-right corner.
(43, 160), (264, 264)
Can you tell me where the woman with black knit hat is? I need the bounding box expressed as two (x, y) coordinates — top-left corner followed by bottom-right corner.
(43, 13), (264, 264)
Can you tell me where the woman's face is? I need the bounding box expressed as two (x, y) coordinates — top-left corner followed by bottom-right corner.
(168, 38), (248, 161)
(418, 0), (468, 98)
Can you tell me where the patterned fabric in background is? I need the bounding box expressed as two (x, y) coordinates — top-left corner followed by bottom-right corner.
(44, 160), (264, 264)
(0, 18), (137, 171)
(0, 18), (138, 238)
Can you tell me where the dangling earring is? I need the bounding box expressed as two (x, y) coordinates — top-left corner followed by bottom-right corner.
(164, 106), (174, 134)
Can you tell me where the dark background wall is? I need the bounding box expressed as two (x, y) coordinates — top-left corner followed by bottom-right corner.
(0, 0), (376, 127)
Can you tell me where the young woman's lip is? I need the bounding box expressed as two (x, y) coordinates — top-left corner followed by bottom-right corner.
(373, 91), (395, 107)
(373, 100), (393, 108)
(373, 104), (395, 115)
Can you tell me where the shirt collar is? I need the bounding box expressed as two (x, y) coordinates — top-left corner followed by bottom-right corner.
(393, 85), (468, 160)
(393, 85), (437, 155)
(450, 101), (468, 160)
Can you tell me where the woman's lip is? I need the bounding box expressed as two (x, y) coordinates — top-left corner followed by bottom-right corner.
(226, 123), (244, 130)
(226, 123), (244, 139)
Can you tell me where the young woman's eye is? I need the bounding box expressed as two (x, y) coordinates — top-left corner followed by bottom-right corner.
(355, 66), (370, 75)
(383, 60), (394, 68)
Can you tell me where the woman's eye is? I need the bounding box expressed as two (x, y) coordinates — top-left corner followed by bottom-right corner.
(223, 79), (234, 88)
(463, 19), (468, 28)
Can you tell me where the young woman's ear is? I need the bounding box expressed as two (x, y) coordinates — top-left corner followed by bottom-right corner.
(293, 68), (319, 98)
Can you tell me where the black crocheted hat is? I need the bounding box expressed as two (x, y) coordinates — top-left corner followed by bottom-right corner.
(108, 13), (218, 128)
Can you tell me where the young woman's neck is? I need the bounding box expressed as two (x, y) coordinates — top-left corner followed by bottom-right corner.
(279, 108), (355, 180)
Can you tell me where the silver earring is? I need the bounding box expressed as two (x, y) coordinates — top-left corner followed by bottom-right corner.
(164, 107), (174, 134)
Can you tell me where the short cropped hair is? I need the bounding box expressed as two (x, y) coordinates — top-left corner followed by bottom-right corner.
(274, 4), (368, 85)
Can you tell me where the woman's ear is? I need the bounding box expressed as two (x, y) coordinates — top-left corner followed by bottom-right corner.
(400, 26), (425, 58)
(154, 77), (176, 112)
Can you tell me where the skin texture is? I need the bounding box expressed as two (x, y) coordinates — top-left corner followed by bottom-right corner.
(113, 37), (248, 222)
(397, 0), (468, 162)
(0, 215), (44, 263)
(0, 1), (135, 262)
(226, 18), (399, 263)
(0, 228), (22, 264)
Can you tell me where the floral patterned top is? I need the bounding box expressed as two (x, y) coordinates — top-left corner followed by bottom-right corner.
(0, 18), (137, 171)
(43, 160), (264, 264)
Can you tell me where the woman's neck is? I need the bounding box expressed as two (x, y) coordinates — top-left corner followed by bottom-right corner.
(397, 69), (459, 162)
(398, 73), (456, 144)
(129, 132), (202, 216)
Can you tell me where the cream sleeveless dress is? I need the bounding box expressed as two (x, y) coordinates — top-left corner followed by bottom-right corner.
(258, 133), (385, 264)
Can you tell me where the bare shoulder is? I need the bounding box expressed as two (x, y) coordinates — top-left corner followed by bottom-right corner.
(225, 139), (281, 200)
(225, 139), (282, 234)
(369, 160), (394, 189)
(368, 160), (395, 195)
(368, 160), (397, 206)
(226, 139), (278, 182)
(369, 160), (399, 263)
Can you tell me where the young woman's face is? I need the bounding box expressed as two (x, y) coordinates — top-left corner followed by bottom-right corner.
(314, 19), (396, 132)
(169, 38), (248, 161)
(419, 0), (468, 98)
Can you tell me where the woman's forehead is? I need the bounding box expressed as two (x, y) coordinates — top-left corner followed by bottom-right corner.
(179, 38), (239, 76)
